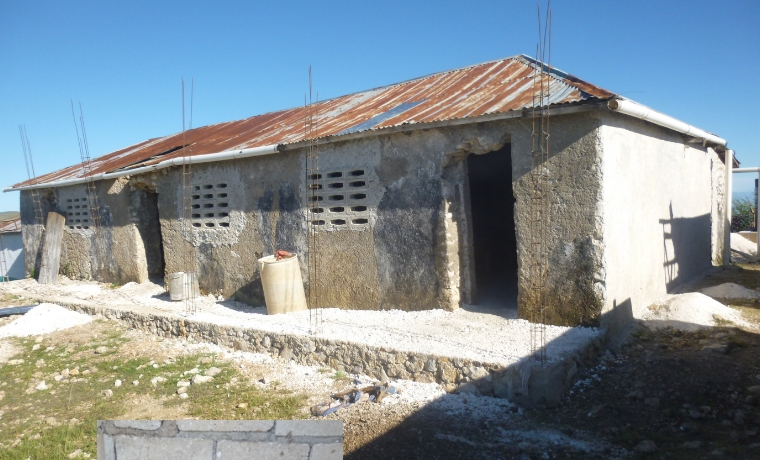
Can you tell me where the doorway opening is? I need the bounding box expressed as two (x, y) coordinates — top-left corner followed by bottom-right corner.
(141, 191), (166, 278)
(467, 143), (518, 312)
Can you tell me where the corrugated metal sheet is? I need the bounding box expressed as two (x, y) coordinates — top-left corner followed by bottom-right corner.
(0, 217), (21, 233)
(10, 55), (615, 189)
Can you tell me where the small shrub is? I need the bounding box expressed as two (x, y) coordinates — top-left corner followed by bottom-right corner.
(732, 197), (757, 232)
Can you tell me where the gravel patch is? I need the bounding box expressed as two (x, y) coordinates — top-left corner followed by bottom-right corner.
(0, 303), (93, 338)
(731, 232), (758, 262)
(0, 278), (600, 367)
(700, 282), (760, 300)
(637, 293), (748, 331)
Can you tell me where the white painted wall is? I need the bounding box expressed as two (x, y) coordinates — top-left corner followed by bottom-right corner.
(599, 112), (722, 329)
(0, 232), (24, 280)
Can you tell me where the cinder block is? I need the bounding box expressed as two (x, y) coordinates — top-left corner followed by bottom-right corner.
(176, 420), (274, 432)
(216, 440), (310, 459)
(310, 443), (343, 460)
(97, 432), (115, 460)
(113, 435), (213, 460)
(113, 420), (163, 430)
(275, 420), (343, 437)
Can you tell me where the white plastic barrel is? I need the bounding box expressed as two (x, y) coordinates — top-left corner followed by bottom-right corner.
(257, 254), (308, 314)
(168, 272), (185, 301)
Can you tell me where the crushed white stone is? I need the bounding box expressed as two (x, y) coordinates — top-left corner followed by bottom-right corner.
(637, 293), (748, 331)
(0, 303), (92, 338)
(700, 283), (760, 300)
(731, 233), (758, 262)
(0, 279), (602, 366)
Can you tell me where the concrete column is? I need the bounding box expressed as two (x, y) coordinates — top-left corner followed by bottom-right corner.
(723, 150), (733, 265)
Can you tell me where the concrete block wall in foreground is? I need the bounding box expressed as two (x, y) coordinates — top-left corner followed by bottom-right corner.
(97, 420), (343, 460)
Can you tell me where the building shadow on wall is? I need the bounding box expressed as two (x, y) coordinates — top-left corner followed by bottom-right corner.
(659, 202), (711, 293)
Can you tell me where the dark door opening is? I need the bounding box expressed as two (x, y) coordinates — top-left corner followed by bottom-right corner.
(141, 191), (166, 278)
(467, 144), (518, 310)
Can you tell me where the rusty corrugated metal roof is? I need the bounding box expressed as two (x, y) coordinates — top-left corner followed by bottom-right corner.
(0, 217), (21, 233)
(10, 55), (615, 189)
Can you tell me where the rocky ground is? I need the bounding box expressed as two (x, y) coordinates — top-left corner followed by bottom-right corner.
(0, 263), (759, 459)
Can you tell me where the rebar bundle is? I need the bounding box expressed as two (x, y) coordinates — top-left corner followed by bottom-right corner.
(19, 125), (46, 278)
(305, 66), (324, 335)
(529, 2), (552, 364)
(180, 78), (199, 315)
(19, 126), (44, 226)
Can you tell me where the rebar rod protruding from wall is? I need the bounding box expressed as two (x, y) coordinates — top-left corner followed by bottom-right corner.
(19, 125), (46, 278)
(528, 1), (552, 365)
(71, 102), (106, 279)
(19, 126), (44, 226)
(180, 78), (199, 315)
(305, 66), (324, 335)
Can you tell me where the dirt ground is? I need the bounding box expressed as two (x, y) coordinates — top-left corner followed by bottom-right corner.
(337, 264), (760, 459)
(1, 264), (760, 459)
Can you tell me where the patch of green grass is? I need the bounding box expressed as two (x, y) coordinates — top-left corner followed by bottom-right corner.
(0, 323), (309, 457)
(3, 422), (95, 460)
(182, 383), (307, 420)
(330, 371), (349, 381)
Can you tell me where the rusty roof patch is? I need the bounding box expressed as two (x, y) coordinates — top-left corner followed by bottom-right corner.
(0, 217), (21, 233)
(9, 55), (616, 189)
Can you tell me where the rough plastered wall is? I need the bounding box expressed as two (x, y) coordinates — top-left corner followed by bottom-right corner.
(21, 179), (158, 285)
(147, 150), (305, 306)
(133, 114), (606, 319)
(97, 420), (342, 460)
(146, 121), (515, 311)
(599, 112), (722, 332)
(20, 188), (57, 277)
(512, 112), (606, 326)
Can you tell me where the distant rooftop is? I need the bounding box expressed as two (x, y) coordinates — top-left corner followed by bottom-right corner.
(0, 213), (21, 233)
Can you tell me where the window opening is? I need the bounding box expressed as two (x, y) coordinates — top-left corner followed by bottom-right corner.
(307, 168), (371, 230)
(189, 183), (232, 229)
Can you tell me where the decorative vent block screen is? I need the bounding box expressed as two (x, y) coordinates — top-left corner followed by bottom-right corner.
(309, 169), (371, 230)
(65, 196), (92, 229)
(191, 183), (230, 228)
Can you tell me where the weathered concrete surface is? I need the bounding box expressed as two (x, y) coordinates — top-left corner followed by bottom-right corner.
(135, 114), (601, 320)
(21, 179), (156, 286)
(513, 113), (606, 326)
(17, 110), (721, 332)
(111, 436), (213, 460)
(20, 188), (57, 277)
(98, 420), (343, 460)
(599, 112), (723, 334)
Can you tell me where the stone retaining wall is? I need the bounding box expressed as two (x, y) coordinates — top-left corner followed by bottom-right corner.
(47, 298), (605, 405)
(97, 420), (342, 460)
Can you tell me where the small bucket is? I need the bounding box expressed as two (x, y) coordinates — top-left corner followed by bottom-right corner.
(168, 272), (200, 301)
(168, 272), (184, 301)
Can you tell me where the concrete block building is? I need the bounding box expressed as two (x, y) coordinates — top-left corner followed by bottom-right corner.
(0, 216), (24, 281)
(4, 55), (733, 327)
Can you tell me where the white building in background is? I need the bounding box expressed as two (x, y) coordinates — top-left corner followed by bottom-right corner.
(0, 217), (24, 281)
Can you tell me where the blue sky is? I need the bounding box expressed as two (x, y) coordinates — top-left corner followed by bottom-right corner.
(1, 0), (758, 212)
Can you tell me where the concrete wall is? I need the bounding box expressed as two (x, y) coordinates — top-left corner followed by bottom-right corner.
(17, 113), (609, 326)
(137, 114), (605, 322)
(0, 232), (24, 280)
(512, 113), (606, 326)
(598, 112), (724, 331)
(20, 179), (159, 285)
(98, 420), (342, 460)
